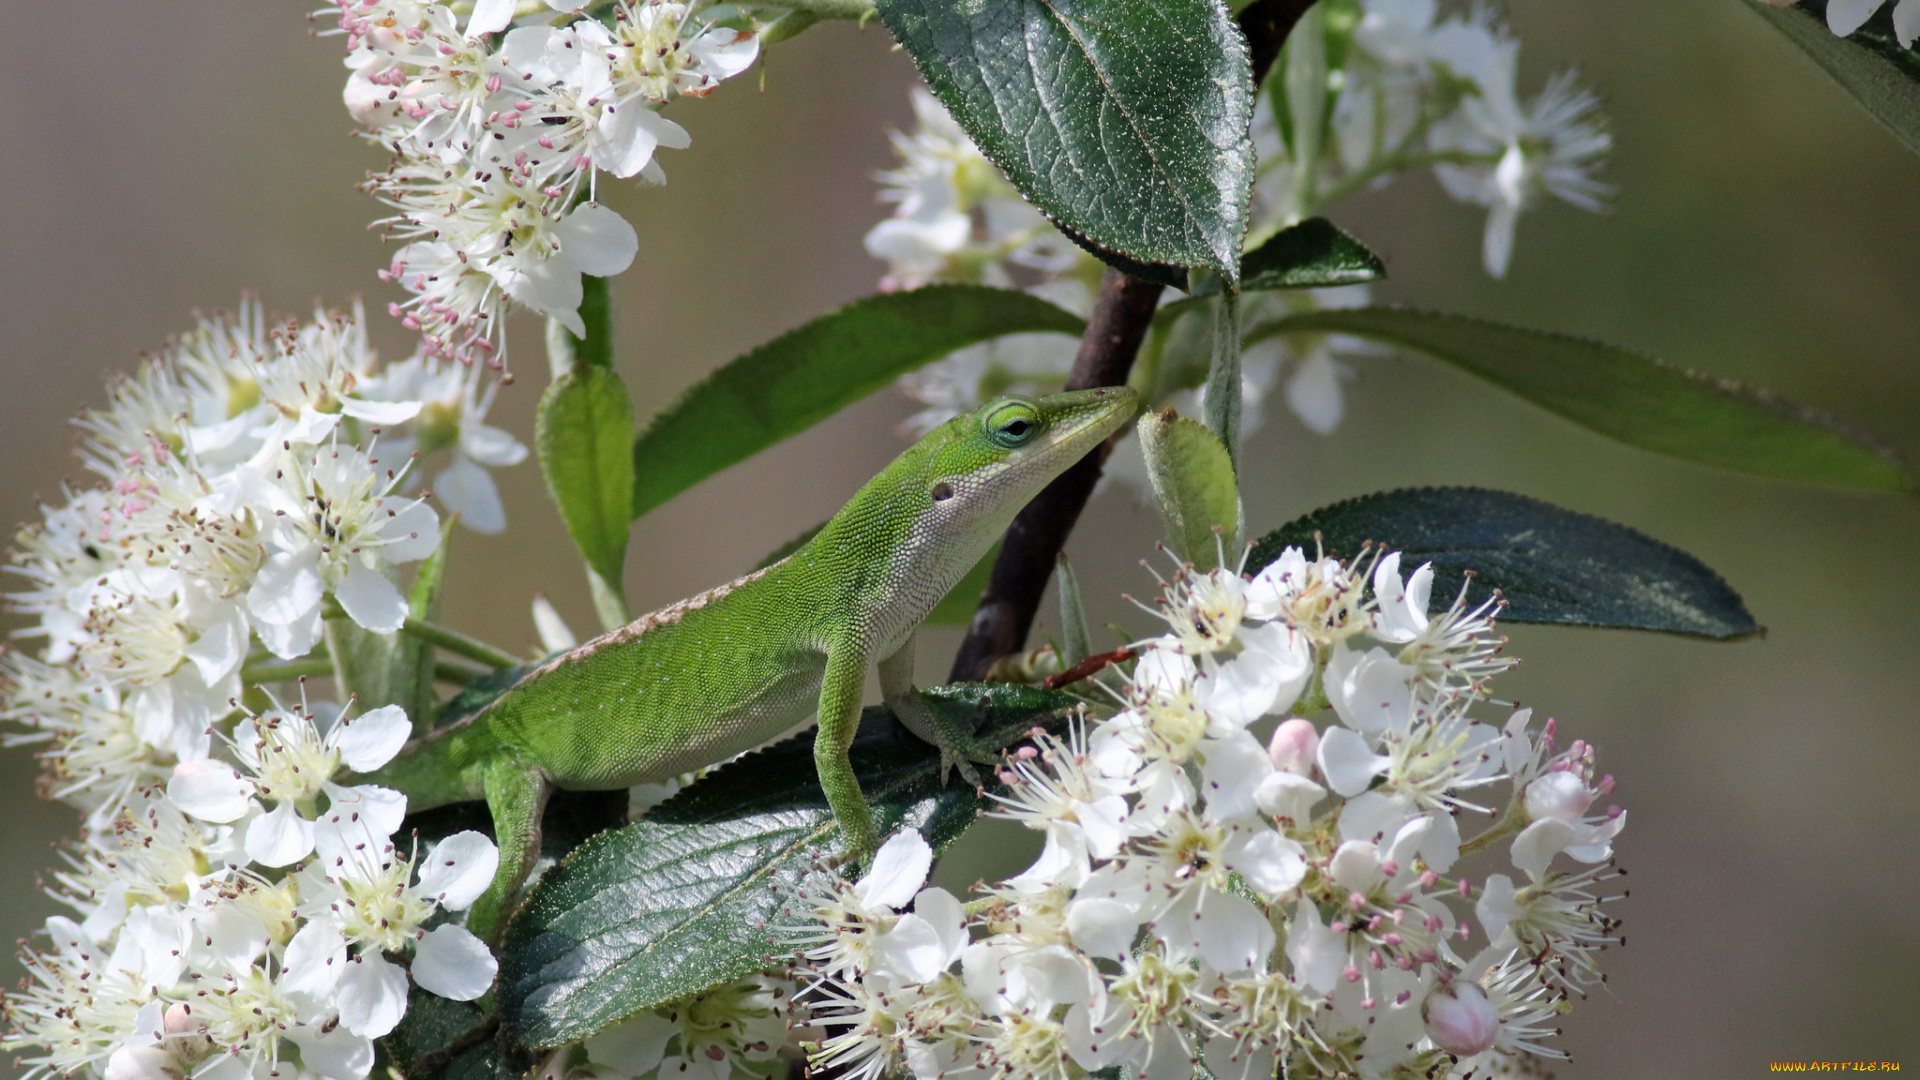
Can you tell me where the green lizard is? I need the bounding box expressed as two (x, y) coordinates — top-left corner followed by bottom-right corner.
(358, 386), (1138, 938)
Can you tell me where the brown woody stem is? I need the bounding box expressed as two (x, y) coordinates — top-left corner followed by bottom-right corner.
(947, 0), (1310, 682)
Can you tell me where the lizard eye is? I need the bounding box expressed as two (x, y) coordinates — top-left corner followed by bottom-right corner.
(931, 481), (954, 501)
(986, 401), (1039, 448)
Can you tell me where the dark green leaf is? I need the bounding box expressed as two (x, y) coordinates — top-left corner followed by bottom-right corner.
(538, 366), (638, 589)
(380, 988), (494, 1080)
(1248, 486), (1760, 639)
(1251, 307), (1914, 492)
(630, 286), (1085, 520)
(498, 684), (1079, 1048)
(1240, 217), (1384, 290)
(434, 664), (531, 730)
(1744, 0), (1920, 157)
(876, 0), (1256, 280)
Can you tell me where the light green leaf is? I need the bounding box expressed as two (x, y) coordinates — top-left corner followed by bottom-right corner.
(875, 0), (1256, 282)
(1744, 0), (1920, 157)
(630, 286), (1084, 520)
(1138, 410), (1242, 570)
(497, 685), (1079, 1048)
(1240, 217), (1385, 290)
(1056, 554), (1092, 667)
(1250, 307), (1915, 492)
(1248, 486), (1760, 639)
(538, 366), (638, 599)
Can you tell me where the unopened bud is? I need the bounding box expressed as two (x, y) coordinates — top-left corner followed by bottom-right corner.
(1423, 981), (1500, 1056)
(1268, 718), (1319, 776)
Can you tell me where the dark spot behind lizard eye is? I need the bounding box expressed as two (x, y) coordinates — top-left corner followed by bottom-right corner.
(931, 481), (954, 502)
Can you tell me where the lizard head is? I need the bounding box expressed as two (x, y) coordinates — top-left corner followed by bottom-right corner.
(912, 385), (1140, 534)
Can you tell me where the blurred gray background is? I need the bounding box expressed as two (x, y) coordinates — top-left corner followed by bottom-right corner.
(2, 1), (1916, 1075)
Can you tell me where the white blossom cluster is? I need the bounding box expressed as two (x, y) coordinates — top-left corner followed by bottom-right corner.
(327, 0), (760, 368)
(869, 0), (1611, 446)
(553, 975), (799, 1080)
(790, 546), (1626, 1080)
(1, 303), (516, 1080)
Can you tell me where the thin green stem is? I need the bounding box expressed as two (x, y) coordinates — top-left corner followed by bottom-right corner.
(433, 659), (490, 686)
(402, 617), (521, 670)
(240, 659), (337, 684)
(1458, 796), (1528, 859)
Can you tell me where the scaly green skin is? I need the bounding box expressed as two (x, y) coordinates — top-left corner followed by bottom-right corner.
(359, 387), (1138, 939)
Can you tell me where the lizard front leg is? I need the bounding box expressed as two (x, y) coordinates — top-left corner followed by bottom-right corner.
(815, 638), (879, 860)
(466, 754), (550, 943)
(879, 631), (998, 788)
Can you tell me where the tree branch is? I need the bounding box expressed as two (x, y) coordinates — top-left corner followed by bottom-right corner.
(947, 0), (1310, 681)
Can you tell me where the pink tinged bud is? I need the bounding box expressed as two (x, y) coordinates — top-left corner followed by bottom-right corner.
(164, 1003), (196, 1037)
(1268, 718), (1319, 776)
(1423, 982), (1500, 1056)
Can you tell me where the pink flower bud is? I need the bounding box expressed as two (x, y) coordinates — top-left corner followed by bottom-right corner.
(1268, 718), (1319, 776)
(1423, 981), (1500, 1055)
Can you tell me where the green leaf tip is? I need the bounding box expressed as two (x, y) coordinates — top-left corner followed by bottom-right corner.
(1240, 217), (1385, 290)
(1249, 486), (1762, 640)
(629, 285), (1086, 520)
(1254, 306), (1915, 494)
(876, 0), (1256, 281)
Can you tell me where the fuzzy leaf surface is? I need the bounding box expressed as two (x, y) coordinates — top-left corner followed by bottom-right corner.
(1240, 217), (1384, 290)
(1252, 307), (1914, 492)
(498, 684), (1079, 1047)
(876, 0), (1256, 281)
(538, 366), (637, 589)
(630, 286), (1085, 519)
(1745, 0), (1920, 157)
(1248, 487), (1760, 639)
(1138, 411), (1240, 570)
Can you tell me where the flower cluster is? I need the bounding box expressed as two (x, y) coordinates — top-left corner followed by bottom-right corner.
(327, 0), (759, 368)
(869, 0), (1610, 448)
(790, 545), (1626, 1080)
(0, 303), (517, 1080)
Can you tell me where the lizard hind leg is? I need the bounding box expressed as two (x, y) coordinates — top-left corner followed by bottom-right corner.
(878, 634), (1000, 789)
(465, 755), (551, 944)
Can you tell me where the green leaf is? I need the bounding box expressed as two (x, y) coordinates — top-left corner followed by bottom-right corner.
(875, 0), (1256, 281)
(1138, 410), (1241, 570)
(497, 684), (1078, 1048)
(1240, 217), (1384, 290)
(630, 286), (1085, 520)
(396, 522), (456, 735)
(1247, 486), (1760, 639)
(1744, 0), (1920, 157)
(538, 365), (638, 596)
(1250, 307), (1915, 493)
(1056, 554), (1092, 667)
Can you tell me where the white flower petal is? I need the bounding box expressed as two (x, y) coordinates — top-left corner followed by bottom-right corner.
(327, 782), (410, 839)
(1285, 899), (1343, 993)
(436, 456), (508, 535)
(185, 604), (248, 685)
(872, 913), (948, 985)
(329, 704), (414, 772)
(1474, 873), (1520, 943)
(168, 759), (254, 823)
(586, 1012), (677, 1076)
(1199, 731), (1273, 823)
(417, 831), (501, 911)
(913, 887), (968, 967)
(1317, 725), (1387, 797)
(467, 0), (516, 37)
(1253, 770), (1325, 826)
(1223, 828), (1307, 899)
(1285, 350), (1345, 435)
(340, 396), (424, 425)
(1065, 897), (1140, 961)
(1828, 0), (1885, 36)
(854, 830), (932, 912)
(246, 799), (317, 867)
(338, 952), (410, 1038)
(413, 924), (499, 1000)
(1510, 818), (1578, 881)
(554, 203), (641, 277)
(256, 605), (324, 660)
(462, 423), (529, 467)
(337, 562), (408, 634)
(380, 500), (443, 563)
(281, 922), (348, 1000)
(290, 1020), (375, 1080)
(1195, 890), (1274, 973)
(249, 545), (325, 627)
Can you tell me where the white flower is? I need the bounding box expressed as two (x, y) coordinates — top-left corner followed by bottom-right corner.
(1827, 0), (1920, 45)
(366, 354), (530, 533)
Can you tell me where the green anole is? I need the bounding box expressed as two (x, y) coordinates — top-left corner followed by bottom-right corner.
(358, 387), (1138, 937)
